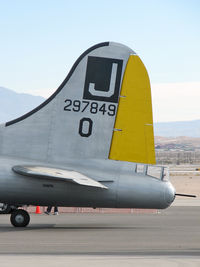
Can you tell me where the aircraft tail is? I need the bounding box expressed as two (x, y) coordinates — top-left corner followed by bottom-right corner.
(0, 42), (155, 164)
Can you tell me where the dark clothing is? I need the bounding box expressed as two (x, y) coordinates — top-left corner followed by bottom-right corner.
(47, 206), (58, 213)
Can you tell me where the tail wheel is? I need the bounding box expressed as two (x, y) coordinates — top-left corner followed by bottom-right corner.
(10, 209), (30, 227)
(0, 203), (11, 214)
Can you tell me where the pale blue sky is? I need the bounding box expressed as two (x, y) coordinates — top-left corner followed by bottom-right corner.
(0, 0), (200, 121)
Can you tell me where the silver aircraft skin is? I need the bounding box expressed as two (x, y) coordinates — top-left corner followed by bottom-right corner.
(0, 157), (175, 209)
(0, 42), (175, 227)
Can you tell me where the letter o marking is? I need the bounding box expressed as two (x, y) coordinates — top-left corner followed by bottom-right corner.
(79, 118), (93, 137)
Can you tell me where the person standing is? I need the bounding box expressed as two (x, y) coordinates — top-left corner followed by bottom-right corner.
(45, 206), (59, 215)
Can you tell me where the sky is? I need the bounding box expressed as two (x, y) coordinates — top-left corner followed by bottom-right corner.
(0, 0), (200, 122)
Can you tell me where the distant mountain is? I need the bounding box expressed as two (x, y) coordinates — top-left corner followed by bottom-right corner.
(0, 87), (45, 124)
(154, 120), (200, 138)
(155, 136), (200, 150)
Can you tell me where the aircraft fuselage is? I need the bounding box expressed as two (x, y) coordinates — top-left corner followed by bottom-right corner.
(0, 156), (175, 209)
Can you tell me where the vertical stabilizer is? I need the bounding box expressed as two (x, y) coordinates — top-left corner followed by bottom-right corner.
(0, 42), (155, 164)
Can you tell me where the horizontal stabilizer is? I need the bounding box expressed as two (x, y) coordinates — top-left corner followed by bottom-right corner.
(12, 165), (107, 189)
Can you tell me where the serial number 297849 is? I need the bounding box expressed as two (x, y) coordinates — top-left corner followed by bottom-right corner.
(64, 99), (116, 116)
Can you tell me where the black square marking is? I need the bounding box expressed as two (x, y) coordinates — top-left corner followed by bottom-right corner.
(83, 56), (123, 103)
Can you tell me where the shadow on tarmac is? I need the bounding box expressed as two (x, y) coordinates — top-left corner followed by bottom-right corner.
(0, 224), (160, 232)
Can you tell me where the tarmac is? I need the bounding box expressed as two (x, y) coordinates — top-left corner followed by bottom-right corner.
(0, 200), (200, 266)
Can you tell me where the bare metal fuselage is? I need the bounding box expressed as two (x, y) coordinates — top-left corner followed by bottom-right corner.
(0, 156), (175, 209)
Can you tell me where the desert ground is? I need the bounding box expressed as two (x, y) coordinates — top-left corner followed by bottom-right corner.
(170, 165), (200, 198)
